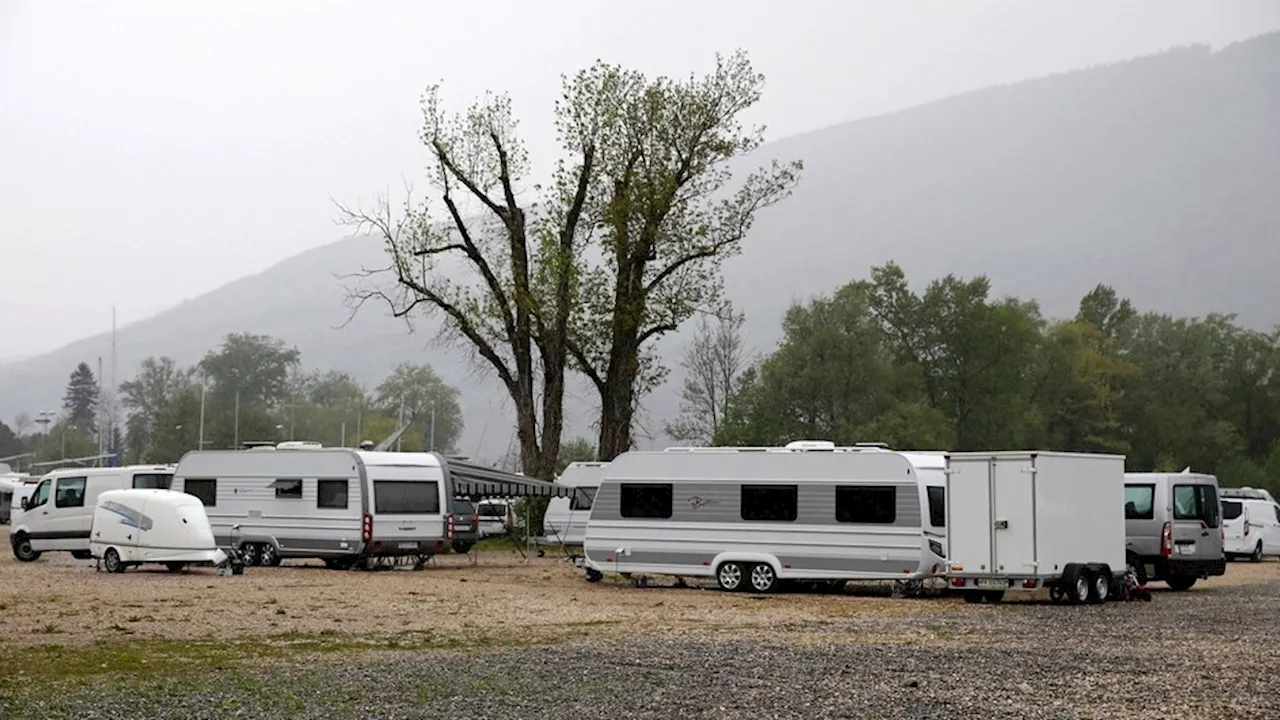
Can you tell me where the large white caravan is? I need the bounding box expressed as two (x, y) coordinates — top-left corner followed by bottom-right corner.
(89, 489), (231, 573)
(10, 465), (175, 562)
(542, 461), (608, 546)
(170, 444), (570, 569)
(582, 442), (948, 592)
(945, 451), (1128, 604)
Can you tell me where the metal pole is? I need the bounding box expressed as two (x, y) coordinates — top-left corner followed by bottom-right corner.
(233, 391), (240, 448)
(396, 395), (405, 452)
(430, 405), (436, 451)
(340, 422), (346, 447)
(290, 394), (296, 441)
(197, 379), (206, 451)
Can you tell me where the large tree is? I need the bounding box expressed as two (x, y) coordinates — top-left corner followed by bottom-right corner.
(119, 356), (189, 463)
(62, 362), (100, 433)
(562, 52), (802, 460)
(373, 362), (464, 452)
(199, 333), (301, 448)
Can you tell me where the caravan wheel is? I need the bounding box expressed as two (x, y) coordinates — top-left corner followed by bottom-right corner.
(749, 563), (778, 593)
(239, 543), (261, 566)
(259, 544), (281, 567)
(716, 562), (745, 592)
(103, 548), (126, 574)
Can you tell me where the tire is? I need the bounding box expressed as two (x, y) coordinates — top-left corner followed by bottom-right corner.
(103, 548), (126, 574)
(962, 591), (984, 604)
(1251, 542), (1264, 563)
(166, 563), (185, 573)
(11, 535), (41, 563)
(1049, 585), (1066, 604)
(716, 561), (746, 592)
(239, 543), (260, 566)
(323, 558), (353, 570)
(1070, 572), (1091, 605)
(982, 590), (1005, 603)
(451, 540), (474, 555)
(1088, 571), (1110, 604)
(1126, 554), (1148, 585)
(259, 543), (281, 567)
(748, 563), (778, 593)
(1166, 576), (1197, 591)
(585, 568), (603, 583)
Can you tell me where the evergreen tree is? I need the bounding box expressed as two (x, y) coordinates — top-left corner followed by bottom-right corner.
(62, 362), (100, 433)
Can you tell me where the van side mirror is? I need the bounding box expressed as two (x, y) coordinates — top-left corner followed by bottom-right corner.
(20, 498), (30, 511)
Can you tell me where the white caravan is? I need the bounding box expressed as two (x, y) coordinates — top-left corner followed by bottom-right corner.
(945, 451), (1127, 604)
(542, 461), (608, 546)
(582, 442), (948, 592)
(1220, 487), (1280, 562)
(90, 489), (231, 573)
(9, 465), (176, 562)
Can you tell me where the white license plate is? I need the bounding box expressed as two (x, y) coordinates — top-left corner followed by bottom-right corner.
(398, 542), (418, 550)
(976, 578), (1006, 590)
(1176, 543), (1197, 555)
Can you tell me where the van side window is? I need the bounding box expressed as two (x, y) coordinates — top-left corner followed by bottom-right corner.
(271, 479), (303, 499)
(741, 485), (798, 522)
(29, 479), (51, 509)
(132, 473), (173, 490)
(835, 486), (896, 524)
(317, 480), (348, 509)
(1173, 485), (1220, 527)
(1124, 484), (1155, 520)
(1221, 501), (1243, 521)
(926, 486), (945, 527)
(1275, 505), (1280, 524)
(570, 488), (596, 512)
(54, 477), (87, 508)
(619, 483), (673, 519)
(185, 479), (216, 507)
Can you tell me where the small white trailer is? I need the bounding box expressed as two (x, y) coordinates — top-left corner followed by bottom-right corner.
(944, 451), (1128, 604)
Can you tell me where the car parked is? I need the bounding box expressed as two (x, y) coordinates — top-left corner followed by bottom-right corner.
(1220, 488), (1280, 562)
(449, 498), (480, 554)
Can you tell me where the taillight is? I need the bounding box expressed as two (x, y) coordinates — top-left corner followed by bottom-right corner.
(1244, 520), (1251, 536)
(361, 513), (373, 542)
(1160, 521), (1173, 557)
(446, 515), (455, 540)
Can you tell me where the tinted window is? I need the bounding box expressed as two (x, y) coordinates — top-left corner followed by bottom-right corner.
(570, 488), (596, 512)
(741, 485), (798, 522)
(1275, 505), (1280, 524)
(1173, 484), (1220, 527)
(29, 480), (50, 509)
(835, 486), (896, 524)
(1124, 484), (1155, 520)
(477, 502), (508, 517)
(185, 479), (216, 507)
(1221, 500), (1243, 521)
(317, 480), (348, 509)
(132, 473), (173, 490)
(55, 477), (87, 508)
(374, 481), (439, 514)
(452, 499), (476, 515)
(927, 486), (945, 527)
(273, 478), (303, 499)
(620, 483), (673, 519)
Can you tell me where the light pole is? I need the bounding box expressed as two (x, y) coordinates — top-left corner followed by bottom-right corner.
(62, 424), (76, 459)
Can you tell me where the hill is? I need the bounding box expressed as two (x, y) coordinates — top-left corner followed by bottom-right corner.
(3, 33), (1278, 460)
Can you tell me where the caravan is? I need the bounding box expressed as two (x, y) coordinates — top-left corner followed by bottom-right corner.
(582, 442), (947, 592)
(542, 461), (608, 546)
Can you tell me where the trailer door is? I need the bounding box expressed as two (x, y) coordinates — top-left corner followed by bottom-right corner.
(991, 455), (1037, 574)
(946, 455), (994, 573)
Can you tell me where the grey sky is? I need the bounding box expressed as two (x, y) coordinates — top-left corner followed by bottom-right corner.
(2, 0), (1277, 358)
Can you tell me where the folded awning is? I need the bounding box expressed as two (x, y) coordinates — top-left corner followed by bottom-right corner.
(441, 457), (586, 501)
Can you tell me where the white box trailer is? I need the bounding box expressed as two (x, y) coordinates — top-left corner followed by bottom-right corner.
(89, 489), (235, 574)
(944, 451), (1127, 604)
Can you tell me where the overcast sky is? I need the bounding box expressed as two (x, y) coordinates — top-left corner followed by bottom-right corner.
(2, 0), (1277, 358)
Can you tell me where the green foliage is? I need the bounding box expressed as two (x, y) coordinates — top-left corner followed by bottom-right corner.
(0, 420), (20, 459)
(555, 436), (596, 474)
(62, 362), (100, 434)
(373, 363), (464, 452)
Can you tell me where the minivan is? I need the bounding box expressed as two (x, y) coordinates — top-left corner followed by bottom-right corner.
(10, 465), (175, 562)
(1124, 471), (1227, 590)
(1219, 487), (1280, 562)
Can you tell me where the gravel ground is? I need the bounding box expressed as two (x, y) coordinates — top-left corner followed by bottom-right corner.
(3, 542), (1278, 719)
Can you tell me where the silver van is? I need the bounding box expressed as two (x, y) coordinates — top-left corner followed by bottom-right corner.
(1123, 471), (1227, 590)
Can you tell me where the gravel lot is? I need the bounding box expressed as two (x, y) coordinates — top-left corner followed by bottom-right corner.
(2, 540), (1278, 719)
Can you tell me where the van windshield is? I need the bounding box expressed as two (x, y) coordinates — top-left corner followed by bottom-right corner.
(1221, 500), (1243, 521)
(373, 481), (439, 514)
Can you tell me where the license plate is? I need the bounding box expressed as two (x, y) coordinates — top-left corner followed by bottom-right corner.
(398, 542), (418, 550)
(1176, 543), (1196, 555)
(976, 578), (1006, 590)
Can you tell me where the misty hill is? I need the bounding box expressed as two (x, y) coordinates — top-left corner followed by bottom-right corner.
(3, 33), (1278, 461)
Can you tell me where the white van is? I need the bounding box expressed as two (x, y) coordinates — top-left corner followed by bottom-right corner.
(1220, 487), (1280, 562)
(476, 499), (514, 538)
(9, 465), (175, 562)
(90, 489), (230, 573)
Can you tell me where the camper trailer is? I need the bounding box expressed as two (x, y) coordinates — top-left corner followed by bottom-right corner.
(170, 444), (568, 569)
(10, 465), (175, 562)
(542, 461), (608, 546)
(89, 489), (232, 573)
(582, 442), (948, 592)
(945, 451), (1128, 604)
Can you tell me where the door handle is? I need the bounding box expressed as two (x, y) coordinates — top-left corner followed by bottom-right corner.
(1200, 531), (1209, 537)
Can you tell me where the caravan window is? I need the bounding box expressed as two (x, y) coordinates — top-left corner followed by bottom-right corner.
(54, 477), (87, 508)
(926, 486), (945, 527)
(272, 479), (303, 499)
(185, 479), (216, 507)
(570, 488), (596, 512)
(132, 473), (173, 490)
(740, 485), (798, 522)
(1125, 485), (1155, 520)
(317, 480), (348, 509)
(835, 486), (896, 524)
(374, 481), (439, 514)
(619, 484), (673, 519)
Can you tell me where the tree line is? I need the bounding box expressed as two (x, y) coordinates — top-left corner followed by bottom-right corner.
(664, 263), (1280, 495)
(0, 333), (466, 467)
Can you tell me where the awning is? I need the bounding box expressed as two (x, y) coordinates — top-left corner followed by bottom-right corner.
(441, 457), (586, 501)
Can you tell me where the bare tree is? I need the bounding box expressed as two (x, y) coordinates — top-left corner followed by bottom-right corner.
(662, 307), (750, 445)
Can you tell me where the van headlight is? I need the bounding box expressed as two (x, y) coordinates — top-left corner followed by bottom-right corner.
(929, 540), (944, 557)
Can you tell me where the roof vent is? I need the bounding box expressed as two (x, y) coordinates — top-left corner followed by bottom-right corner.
(784, 440), (836, 451)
